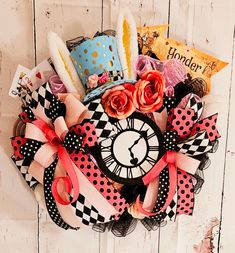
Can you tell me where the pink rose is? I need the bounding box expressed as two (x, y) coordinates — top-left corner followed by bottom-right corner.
(99, 72), (109, 84)
(101, 83), (136, 119)
(133, 70), (165, 113)
(88, 74), (99, 88)
(165, 85), (174, 97)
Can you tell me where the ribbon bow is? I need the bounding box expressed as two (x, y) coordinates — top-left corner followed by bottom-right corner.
(136, 94), (220, 216)
(15, 93), (97, 205)
(12, 83), (129, 230)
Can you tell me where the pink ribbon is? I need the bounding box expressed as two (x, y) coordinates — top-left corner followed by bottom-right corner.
(33, 119), (60, 145)
(136, 151), (184, 216)
(20, 94), (93, 206)
(33, 118), (79, 205)
(58, 93), (88, 128)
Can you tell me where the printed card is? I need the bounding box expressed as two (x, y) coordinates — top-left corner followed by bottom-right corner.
(22, 59), (56, 91)
(9, 65), (31, 98)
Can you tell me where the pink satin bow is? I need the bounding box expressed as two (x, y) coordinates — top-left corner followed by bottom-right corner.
(33, 118), (80, 205)
(136, 94), (220, 216)
(20, 94), (91, 205)
(136, 150), (199, 216)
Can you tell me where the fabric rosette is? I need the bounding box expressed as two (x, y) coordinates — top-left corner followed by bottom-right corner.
(101, 70), (165, 119)
(135, 55), (164, 76)
(136, 93), (220, 217)
(133, 70), (165, 113)
(135, 55), (187, 96)
(11, 83), (129, 229)
(101, 83), (136, 119)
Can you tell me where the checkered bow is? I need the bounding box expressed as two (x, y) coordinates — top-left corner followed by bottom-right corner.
(167, 93), (220, 155)
(136, 93), (220, 217)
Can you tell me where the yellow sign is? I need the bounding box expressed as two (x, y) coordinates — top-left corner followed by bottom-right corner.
(137, 25), (228, 93)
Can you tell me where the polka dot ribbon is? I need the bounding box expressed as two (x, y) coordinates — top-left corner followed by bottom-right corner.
(167, 94), (220, 153)
(136, 93), (220, 216)
(19, 107), (36, 123)
(163, 131), (178, 151)
(44, 159), (78, 230)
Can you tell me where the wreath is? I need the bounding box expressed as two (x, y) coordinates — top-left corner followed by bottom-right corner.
(9, 9), (227, 237)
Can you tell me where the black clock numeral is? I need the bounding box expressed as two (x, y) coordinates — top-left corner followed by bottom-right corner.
(146, 155), (157, 166)
(103, 154), (115, 167)
(126, 118), (134, 129)
(147, 132), (155, 140)
(113, 164), (122, 176)
(101, 145), (111, 152)
(127, 167), (133, 178)
(139, 121), (146, 132)
(149, 145), (159, 151)
(115, 121), (124, 132)
(138, 165), (146, 176)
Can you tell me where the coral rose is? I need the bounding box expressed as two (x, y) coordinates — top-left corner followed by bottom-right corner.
(133, 70), (165, 113)
(101, 83), (136, 119)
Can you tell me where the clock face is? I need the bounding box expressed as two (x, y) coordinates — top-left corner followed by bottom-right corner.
(91, 112), (164, 184)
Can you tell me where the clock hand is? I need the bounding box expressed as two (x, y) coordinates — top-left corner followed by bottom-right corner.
(128, 148), (139, 165)
(128, 130), (148, 165)
(128, 130), (148, 151)
(129, 148), (135, 159)
(128, 136), (142, 151)
(128, 138), (140, 164)
(130, 157), (139, 165)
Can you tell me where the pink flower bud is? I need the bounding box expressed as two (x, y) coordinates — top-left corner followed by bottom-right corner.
(99, 72), (109, 84)
(88, 74), (99, 88)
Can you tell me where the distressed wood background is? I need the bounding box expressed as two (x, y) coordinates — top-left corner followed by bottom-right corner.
(0, 0), (234, 252)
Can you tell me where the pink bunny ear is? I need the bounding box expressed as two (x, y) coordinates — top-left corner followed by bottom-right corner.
(116, 8), (138, 80)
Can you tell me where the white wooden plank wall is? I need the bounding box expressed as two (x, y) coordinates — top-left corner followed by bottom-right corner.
(0, 0), (234, 252)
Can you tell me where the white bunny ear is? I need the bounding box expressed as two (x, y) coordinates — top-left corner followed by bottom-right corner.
(47, 31), (85, 99)
(116, 8), (138, 80)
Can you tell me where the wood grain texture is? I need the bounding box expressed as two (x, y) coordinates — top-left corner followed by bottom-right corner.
(160, 1), (235, 253)
(0, 1), (38, 252)
(0, 0), (234, 252)
(219, 5), (235, 251)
